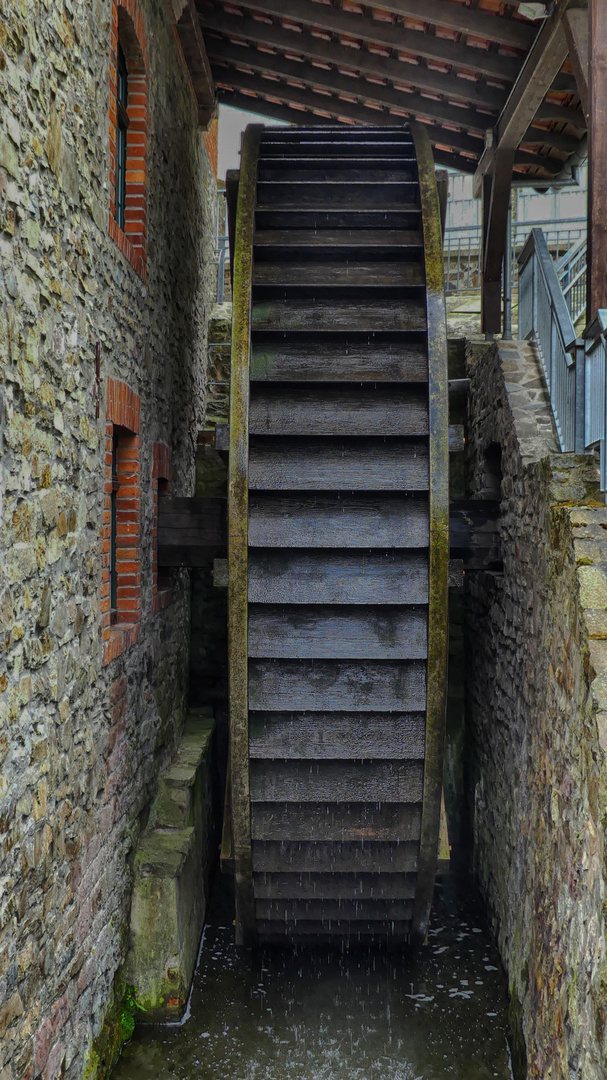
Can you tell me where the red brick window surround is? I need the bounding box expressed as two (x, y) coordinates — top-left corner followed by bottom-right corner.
(109, 0), (149, 281)
(152, 442), (174, 615)
(102, 378), (142, 666)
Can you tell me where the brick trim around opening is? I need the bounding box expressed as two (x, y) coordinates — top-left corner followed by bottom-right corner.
(109, 0), (149, 281)
(102, 377), (142, 666)
(152, 441), (174, 614)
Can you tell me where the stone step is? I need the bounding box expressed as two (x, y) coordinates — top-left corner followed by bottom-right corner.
(155, 711), (215, 829)
(134, 825), (195, 878)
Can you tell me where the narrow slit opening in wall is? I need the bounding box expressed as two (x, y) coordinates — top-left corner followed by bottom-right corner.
(157, 477), (173, 592)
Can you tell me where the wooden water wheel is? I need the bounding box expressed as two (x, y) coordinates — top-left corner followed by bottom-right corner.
(228, 123), (449, 945)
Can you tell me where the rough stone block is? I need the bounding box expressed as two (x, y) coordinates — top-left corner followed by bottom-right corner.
(584, 610), (607, 639)
(578, 566), (607, 609)
(588, 640), (607, 679)
(595, 712), (607, 753)
(208, 302), (233, 343)
(155, 723), (213, 830)
(591, 673), (607, 711)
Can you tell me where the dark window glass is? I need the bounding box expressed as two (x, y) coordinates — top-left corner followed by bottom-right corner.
(115, 43), (128, 230)
(157, 478), (173, 592)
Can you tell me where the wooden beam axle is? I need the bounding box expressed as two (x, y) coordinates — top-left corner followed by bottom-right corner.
(157, 496), (500, 572)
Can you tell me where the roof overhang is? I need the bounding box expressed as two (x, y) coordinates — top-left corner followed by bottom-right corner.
(188, 0), (586, 180)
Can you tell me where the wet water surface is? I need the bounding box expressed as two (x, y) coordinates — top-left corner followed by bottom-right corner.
(113, 876), (513, 1080)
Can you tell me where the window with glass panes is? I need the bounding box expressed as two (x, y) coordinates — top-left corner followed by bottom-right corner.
(115, 43), (128, 230)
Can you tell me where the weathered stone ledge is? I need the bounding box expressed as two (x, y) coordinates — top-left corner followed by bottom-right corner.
(125, 709), (215, 1021)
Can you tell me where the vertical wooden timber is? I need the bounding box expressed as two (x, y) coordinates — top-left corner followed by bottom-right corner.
(481, 148), (514, 336)
(588, 0), (607, 320)
(410, 123), (449, 940)
(228, 124), (262, 945)
(563, 8), (590, 125)
(435, 169), (448, 245)
(226, 168), (239, 289)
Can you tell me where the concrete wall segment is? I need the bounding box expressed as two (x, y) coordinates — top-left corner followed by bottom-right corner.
(0, 0), (217, 1077)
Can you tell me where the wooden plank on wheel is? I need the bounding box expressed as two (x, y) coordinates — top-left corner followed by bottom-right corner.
(250, 801), (422, 841)
(249, 386), (428, 436)
(248, 550), (429, 605)
(251, 298), (426, 333)
(251, 839), (419, 873)
(247, 605), (428, 660)
(248, 711), (426, 760)
(253, 871), (416, 900)
(248, 493), (429, 548)
(250, 341), (428, 382)
(248, 438), (429, 491)
(256, 898), (415, 921)
(249, 658), (427, 712)
(249, 759), (424, 802)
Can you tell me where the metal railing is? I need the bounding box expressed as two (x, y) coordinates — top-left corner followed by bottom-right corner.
(214, 188), (229, 303)
(519, 228), (607, 494)
(518, 229), (583, 454)
(215, 234), (229, 302)
(585, 312), (607, 492)
(556, 236), (587, 325)
(444, 216), (587, 294)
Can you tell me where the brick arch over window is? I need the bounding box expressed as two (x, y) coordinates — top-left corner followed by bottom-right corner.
(109, 0), (149, 280)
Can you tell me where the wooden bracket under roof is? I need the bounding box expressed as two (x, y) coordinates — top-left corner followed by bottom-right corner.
(473, 0), (584, 195)
(167, 0), (217, 128)
(162, 0), (188, 21)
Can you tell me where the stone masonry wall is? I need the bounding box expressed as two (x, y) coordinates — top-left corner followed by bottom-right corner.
(0, 2), (216, 1078)
(466, 340), (607, 1079)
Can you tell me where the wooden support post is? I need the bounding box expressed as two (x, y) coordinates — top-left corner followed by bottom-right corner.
(225, 169), (239, 292)
(174, 0), (216, 128)
(481, 174), (495, 335)
(588, 0), (607, 320)
(563, 7), (590, 124)
(481, 150), (514, 336)
(473, 6), (570, 198)
(436, 170), (448, 245)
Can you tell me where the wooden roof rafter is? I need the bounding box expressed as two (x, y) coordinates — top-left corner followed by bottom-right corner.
(198, 3), (581, 118)
(206, 33), (581, 155)
(164, 0), (217, 126)
(206, 34), (498, 133)
(213, 66), (566, 173)
(192, 0), (587, 179)
(208, 0), (527, 82)
(213, 62), (483, 153)
(216, 86), (480, 172)
(198, 4), (514, 111)
(355, 1), (537, 51)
